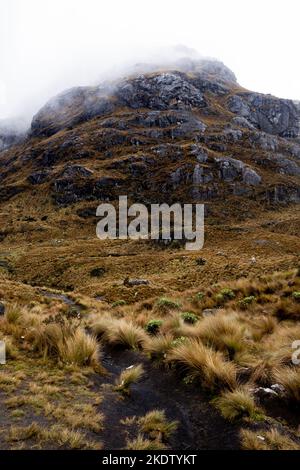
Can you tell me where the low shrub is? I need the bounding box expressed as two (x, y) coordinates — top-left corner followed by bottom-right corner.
(181, 312), (198, 324)
(145, 320), (163, 335)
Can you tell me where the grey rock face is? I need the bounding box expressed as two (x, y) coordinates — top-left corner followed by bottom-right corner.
(249, 132), (279, 151)
(189, 144), (208, 162)
(214, 156), (261, 185)
(287, 143), (300, 159)
(223, 128), (243, 142)
(242, 167), (262, 185)
(255, 154), (300, 176)
(31, 86), (116, 137)
(60, 165), (94, 179)
(192, 164), (213, 184)
(214, 156), (244, 181)
(170, 163), (213, 187)
(228, 95), (251, 117)
(28, 170), (51, 185)
(196, 59), (237, 83)
(266, 185), (300, 204)
(116, 72), (206, 110)
(151, 144), (183, 161)
(229, 93), (300, 138)
(232, 116), (255, 130)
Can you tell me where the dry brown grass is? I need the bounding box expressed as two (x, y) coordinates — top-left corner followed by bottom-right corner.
(168, 339), (237, 391)
(93, 318), (147, 350)
(138, 410), (178, 441)
(115, 364), (144, 394)
(144, 334), (175, 360)
(194, 312), (247, 358)
(7, 422), (101, 449)
(213, 387), (264, 422)
(45, 403), (104, 432)
(273, 367), (300, 402)
(29, 322), (101, 369)
(126, 434), (167, 450)
(240, 428), (300, 450)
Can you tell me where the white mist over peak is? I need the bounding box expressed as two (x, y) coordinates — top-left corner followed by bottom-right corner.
(1, 0), (299, 123)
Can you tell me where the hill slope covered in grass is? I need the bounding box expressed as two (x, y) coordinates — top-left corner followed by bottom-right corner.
(0, 57), (299, 450)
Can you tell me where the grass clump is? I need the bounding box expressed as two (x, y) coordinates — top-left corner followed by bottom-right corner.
(168, 339), (237, 391)
(156, 297), (181, 313)
(115, 364), (144, 394)
(213, 387), (264, 422)
(195, 292), (205, 301)
(195, 313), (246, 358)
(5, 304), (23, 325)
(31, 323), (101, 369)
(138, 410), (178, 441)
(126, 434), (166, 450)
(63, 329), (100, 367)
(239, 296), (256, 309)
(104, 320), (147, 350)
(145, 320), (163, 335)
(7, 419), (101, 449)
(240, 428), (299, 450)
(45, 403), (104, 433)
(273, 367), (300, 401)
(144, 334), (175, 361)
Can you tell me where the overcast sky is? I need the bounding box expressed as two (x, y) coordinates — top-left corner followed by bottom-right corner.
(0, 0), (299, 121)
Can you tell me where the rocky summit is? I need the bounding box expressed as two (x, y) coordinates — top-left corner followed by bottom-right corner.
(0, 58), (299, 212)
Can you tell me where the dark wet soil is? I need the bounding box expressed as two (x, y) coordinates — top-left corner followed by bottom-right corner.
(94, 347), (242, 450)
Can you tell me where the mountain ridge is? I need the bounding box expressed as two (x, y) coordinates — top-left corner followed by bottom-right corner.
(0, 58), (299, 217)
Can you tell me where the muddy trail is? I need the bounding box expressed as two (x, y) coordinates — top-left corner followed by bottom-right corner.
(17, 288), (299, 450)
(38, 289), (242, 449)
(93, 347), (242, 450)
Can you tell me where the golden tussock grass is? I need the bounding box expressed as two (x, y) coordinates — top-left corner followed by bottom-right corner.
(126, 434), (167, 450)
(7, 422), (102, 449)
(144, 334), (175, 360)
(115, 364), (144, 394)
(44, 403), (104, 433)
(213, 387), (263, 422)
(273, 367), (300, 402)
(92, 317), (147, 350)
(240, 428), (300, 450)
(168, 339), (237, 391)
(29, 322), (101, 369)
(191, 312), (248, 359)
(138, 410), (178, 442)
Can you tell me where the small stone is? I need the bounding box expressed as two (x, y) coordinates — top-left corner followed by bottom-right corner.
(254, 386), (278, 399)
(271, 384), (286, 395)
(124, 278), (149, 287)
(202, 308), (218, 317)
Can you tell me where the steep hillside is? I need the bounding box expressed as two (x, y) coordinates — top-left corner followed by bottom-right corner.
(0, 58), (300, 451)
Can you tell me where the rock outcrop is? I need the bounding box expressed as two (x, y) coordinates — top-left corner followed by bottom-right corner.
(0, 57), (299, 209)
